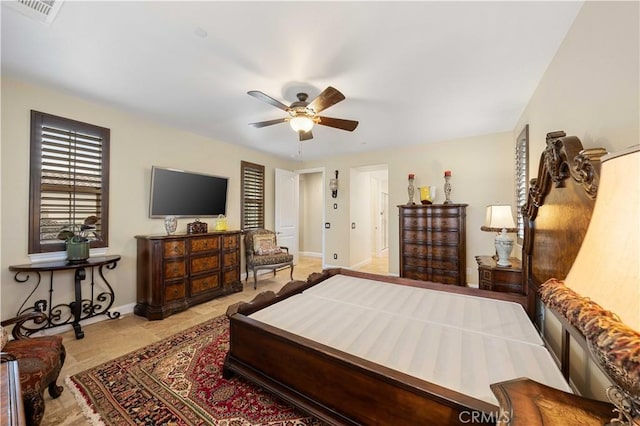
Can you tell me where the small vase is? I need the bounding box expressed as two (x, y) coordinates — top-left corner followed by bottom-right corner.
(164, 216), (177, 235)
(444, 176), (452, 204)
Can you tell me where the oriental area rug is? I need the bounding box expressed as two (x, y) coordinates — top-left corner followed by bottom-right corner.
(66, 315), (324, 425)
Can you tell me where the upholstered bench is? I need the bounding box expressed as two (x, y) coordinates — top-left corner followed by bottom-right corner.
(1, 312), (66, 426)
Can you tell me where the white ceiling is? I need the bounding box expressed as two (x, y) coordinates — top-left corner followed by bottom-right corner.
(1, 1), (583, 161)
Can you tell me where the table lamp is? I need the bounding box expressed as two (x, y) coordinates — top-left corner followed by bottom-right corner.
(481, 204), (517, 267)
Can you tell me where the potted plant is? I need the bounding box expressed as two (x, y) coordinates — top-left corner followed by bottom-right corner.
(57, 215), (101, 262)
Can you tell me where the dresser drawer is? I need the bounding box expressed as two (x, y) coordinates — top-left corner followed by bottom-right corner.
(430, 231), (460, 244)
(403, 243), (459, 258)
(402, 267), (429, 281)
(163, 240), (185, 258)
(430, 215), (461, 230)
(191, 274), (220, 294)
(164, 259), (186, 279)
(402, 230), (460, 244)
(402, 215), (428, 229)
(403, 256), (427, 268)
(223, 268), (239, 285)
(429, 258), (458, 270)
(191, 254), (219, 274)
(190, 236), (219, 252)
(164, 282), (186, 302)
(222, 234), (239, 250)
(223, 251), (238, 268)
(430, 271), (460, 285)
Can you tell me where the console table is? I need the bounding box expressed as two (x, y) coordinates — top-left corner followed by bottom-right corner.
(9, 255), (121, 339)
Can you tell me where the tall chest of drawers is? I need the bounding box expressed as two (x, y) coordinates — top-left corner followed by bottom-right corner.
(135, 231), (242, 320)
(399, 204), (467, 286)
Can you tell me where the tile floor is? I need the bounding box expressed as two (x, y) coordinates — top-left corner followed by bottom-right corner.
(39, 254), (388, 425)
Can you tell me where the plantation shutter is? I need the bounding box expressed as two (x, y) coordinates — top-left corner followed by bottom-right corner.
(29, 111), (110, 253)
(241, 161), (265, 230)
(515, 125), (529, 245)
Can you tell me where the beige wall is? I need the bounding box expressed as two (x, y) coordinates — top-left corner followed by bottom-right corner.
(301, 132), (515, 280)
(0, 77), (296, 318)
(515, 1), (639, 169)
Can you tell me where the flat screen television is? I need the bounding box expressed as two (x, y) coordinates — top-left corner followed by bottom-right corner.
(149, 166), (228, 218)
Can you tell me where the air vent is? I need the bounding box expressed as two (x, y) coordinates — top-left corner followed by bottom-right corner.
(4, 0), (64, 25)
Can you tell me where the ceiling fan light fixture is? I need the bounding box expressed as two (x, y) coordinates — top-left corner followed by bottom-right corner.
(289, 115), (314, 133)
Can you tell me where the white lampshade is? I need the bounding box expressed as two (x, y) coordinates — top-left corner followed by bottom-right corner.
(289, 115), (314, 133)
(481, 204), (517, 267)
(481, 204), (517, 232)
(564, 145), (639, 331)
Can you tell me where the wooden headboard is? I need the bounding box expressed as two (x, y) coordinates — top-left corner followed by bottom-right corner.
(522, 131), (607, 323)
(521, 131), (617, 400)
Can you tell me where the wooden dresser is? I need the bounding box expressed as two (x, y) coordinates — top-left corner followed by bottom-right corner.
(399, 204), (467, 286)
(135, 231), (242, 320)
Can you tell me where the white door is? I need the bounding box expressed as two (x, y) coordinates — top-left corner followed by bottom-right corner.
(275, 168), (299, 262)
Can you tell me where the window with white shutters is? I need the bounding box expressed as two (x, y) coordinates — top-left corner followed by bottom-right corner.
(515, 124), (529, 245)
(29, 110), (110, 253)
(241, 161), (264, 230)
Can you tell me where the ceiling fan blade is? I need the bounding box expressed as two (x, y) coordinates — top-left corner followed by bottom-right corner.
(249, 118), (287, 128)
(247, 91), (290, 111)
(307, 86), (345, 114)
(299, 130), (313, 141)
(316, 116), (359, 132)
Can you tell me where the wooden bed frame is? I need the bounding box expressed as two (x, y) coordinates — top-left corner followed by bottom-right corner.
(224, 132), (613, 425)
(522, 131), (608, 387)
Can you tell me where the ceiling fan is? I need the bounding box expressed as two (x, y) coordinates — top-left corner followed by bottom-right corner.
(248, 86), (359, 141)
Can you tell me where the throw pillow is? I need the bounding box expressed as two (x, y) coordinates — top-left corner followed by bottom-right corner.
(253, 235), (283, 256)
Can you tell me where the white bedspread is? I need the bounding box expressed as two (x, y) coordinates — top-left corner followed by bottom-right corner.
(249, 274), (572, 406)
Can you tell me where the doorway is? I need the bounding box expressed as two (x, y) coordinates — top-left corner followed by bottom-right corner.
(279, 166), (388, 275)
(296, 168), (325, 267)
(349, 165), (389, 274)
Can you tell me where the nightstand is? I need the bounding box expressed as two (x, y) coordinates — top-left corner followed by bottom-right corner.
(475, 255), (523, 294)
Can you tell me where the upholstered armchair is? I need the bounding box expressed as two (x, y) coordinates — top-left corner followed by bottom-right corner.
(1, 312), (66, 426)
(244, 229), (294, 289)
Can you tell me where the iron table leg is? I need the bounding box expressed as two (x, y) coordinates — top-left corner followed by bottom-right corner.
(71, 268), (86, 339)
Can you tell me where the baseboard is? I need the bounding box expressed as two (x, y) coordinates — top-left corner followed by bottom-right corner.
(299, 251), (322, 258)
